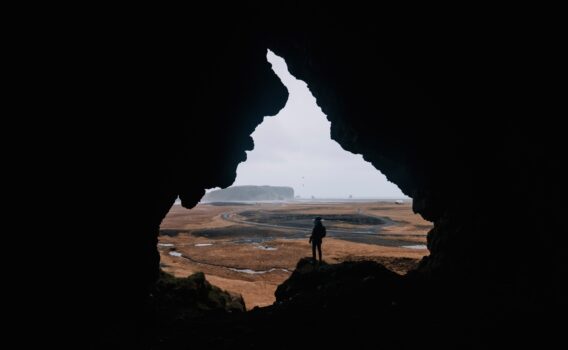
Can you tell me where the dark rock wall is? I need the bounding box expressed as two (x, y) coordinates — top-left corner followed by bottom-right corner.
(46, 3), (566, 346)
(260, 3), (566, 289)
(62, 7), (290, 342)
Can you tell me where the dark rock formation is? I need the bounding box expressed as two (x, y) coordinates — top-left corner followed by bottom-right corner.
(145, 259), (410, 349)
(202, 185), (294, 202)
(97, 259), (559, 349)
(39, 2), (566, 348)
(261, 4), (566, 285)
(96, 271), (245, 347)
(275, 257), (401, 307)
(153, 271), (245, 316)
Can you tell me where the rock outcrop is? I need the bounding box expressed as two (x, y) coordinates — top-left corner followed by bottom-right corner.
(121, 259), (561, 349)
(202, 185), (294, 202)
(275, 257), (401, 309)
(153, 271), (246, 317)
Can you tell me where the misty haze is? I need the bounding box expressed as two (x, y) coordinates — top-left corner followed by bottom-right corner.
(229, 51), (407, 200)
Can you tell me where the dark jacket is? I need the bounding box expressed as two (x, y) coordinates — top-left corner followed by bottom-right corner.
(310, 222), (326, 243)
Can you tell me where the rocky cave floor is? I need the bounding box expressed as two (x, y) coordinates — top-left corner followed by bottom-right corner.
(96, 258), (563, 349)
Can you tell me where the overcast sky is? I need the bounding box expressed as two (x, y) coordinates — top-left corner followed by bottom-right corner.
(230, 51), (407, 199)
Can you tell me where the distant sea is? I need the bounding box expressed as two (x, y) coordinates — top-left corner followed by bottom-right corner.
(173, 197), (411, 205)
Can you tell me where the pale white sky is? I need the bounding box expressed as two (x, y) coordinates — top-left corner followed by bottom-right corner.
(230, 51), (407, 199)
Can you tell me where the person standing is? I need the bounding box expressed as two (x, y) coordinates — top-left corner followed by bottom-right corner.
(309, 217), (326, 263)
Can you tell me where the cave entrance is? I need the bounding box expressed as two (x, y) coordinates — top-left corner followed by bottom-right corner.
(158, 51), (431, 309)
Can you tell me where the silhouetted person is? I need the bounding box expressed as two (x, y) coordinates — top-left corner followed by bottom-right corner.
(309, 217), (326, 263)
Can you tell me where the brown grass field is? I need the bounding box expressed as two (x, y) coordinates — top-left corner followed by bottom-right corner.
(159, 201), (431, 308)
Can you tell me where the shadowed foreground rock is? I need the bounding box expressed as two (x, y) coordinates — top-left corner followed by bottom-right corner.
(153, 271), (245, 316)
(275, 257), (401, 307)
(146, 259), (562, 349)
(96, 271), (245, 348)
(147, 259), (409, 349)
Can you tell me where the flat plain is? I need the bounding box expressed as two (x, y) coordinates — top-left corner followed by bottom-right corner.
(159, 201), (431, 308)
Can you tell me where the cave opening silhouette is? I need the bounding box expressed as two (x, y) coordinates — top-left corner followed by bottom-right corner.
(52, 4), (565, 349)
(157, 50), (429, 310)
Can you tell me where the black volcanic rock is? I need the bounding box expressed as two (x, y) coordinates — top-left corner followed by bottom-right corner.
(45, 3), (566, 348)
(275, 258), (401, 310)
(153, 271), (245, 317)
(202, 185), (294, 202)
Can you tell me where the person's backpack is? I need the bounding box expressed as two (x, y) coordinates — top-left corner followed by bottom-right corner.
(321, 226), (326, 238)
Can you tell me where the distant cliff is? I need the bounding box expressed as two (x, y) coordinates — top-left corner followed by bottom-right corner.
(202, 186), (294, 202)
